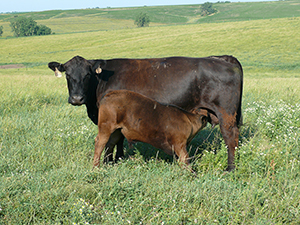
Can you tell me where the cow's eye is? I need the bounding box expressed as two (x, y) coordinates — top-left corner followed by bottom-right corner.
(84, 74), (90, 81)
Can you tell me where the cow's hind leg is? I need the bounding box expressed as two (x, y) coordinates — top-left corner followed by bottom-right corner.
(219, 123), (239, 171)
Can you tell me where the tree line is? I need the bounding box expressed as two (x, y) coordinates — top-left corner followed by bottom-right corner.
(0, 16), (52, 37)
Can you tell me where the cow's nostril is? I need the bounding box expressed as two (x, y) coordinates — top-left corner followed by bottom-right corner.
(73, 95), (83, 101)
(69, 95), (84, 105)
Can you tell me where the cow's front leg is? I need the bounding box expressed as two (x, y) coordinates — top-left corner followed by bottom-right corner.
(103, 129), (124, 163)
(115, 134), (125, 162)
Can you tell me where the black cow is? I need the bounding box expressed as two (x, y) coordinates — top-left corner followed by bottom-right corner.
(49, 55), (243, 171)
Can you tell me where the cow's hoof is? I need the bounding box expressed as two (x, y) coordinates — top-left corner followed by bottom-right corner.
(226, 165), (235, 172)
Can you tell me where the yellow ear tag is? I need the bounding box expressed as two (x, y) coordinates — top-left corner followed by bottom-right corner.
(96, 67), (102, 74)
(55, 67), (62, 77)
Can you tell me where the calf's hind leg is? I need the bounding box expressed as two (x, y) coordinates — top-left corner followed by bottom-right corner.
(172, 144), (195, 173)
(175, 145), (190, 166)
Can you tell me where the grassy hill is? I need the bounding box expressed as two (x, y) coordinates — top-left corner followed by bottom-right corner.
(200, 0), (300, 23)
(0, 0), (299, 37)
(0, 17), (299, 78)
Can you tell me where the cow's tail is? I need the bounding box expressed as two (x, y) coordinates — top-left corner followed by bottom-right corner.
(232, 56), (243, 128)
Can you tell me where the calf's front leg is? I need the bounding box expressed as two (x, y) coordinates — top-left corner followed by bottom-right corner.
(93, 133), (111, 168)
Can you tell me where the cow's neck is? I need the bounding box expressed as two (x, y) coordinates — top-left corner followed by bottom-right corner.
(85, 74), (100, 125)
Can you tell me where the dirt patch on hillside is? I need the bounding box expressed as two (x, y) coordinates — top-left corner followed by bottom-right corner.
(0, 64), (26, 69)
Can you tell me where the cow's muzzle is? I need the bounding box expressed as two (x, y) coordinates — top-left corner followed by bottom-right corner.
(69, 95), (85, 106)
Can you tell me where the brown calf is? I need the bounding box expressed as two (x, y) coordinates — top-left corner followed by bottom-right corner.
(93, 90), (208, 169)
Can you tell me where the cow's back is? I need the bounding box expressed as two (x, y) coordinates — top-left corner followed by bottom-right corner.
(97, 56), (243, 124)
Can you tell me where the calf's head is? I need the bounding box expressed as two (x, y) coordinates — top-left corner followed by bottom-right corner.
(48, 55), (105, 106)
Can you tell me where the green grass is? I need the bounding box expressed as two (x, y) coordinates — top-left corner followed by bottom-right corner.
(0, 3), (300, 224)
(199, 0), (300, 23)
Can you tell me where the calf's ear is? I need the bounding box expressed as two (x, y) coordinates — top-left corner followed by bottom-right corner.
(89, 60), (107, 74)
(48, 62), (65, 77)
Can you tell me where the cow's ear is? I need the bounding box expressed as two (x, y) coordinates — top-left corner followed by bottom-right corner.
(48, 62), (65, 77)
(89, 60), (107, 74)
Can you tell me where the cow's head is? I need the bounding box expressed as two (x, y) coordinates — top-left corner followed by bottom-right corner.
(48, 55), (105, 106)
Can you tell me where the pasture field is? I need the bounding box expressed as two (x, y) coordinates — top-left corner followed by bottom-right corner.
(0, 75), (299, 224)
(0, 10), (300, 225)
